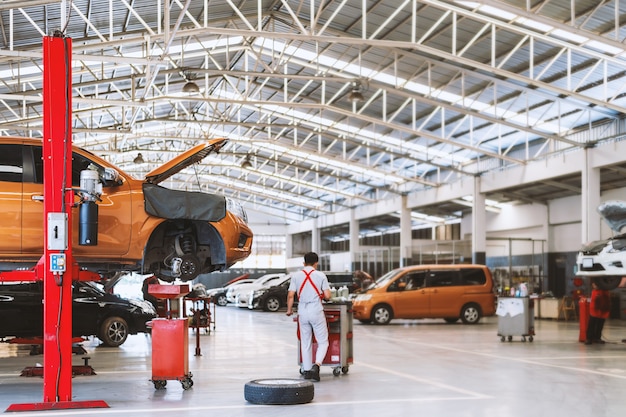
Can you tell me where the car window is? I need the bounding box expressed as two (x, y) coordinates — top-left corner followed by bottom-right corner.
(0, 144), (23, 182)
(388, 271), (426, 292)
(460, 269), (486, 286)
(262, 276), (280, 285)
(30, 146), (107, 187)
(425, 270), (460, 287)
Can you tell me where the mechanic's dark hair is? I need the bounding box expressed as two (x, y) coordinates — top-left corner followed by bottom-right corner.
(304, 252), (319, 265)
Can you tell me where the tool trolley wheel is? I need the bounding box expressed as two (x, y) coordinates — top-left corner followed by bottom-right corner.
(244, 378), (314, 405)
(181, 377), (193, 390)
(342, 366), (349, 374)
(152, 379), (167, 390)
(333, 367), (341, 376)
(500, 336), (505, 342)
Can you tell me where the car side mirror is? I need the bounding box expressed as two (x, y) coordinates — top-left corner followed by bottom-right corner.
(102, 167), (123, 186)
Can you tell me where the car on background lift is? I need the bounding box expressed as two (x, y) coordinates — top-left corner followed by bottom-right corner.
(0, 137), (253, 283)
(0, 280), (156, 347)
(576, 200), (626, 290)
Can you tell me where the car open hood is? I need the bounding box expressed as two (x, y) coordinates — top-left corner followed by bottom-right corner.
(144, 138), (228, 184)
(597, 200), (626, 233)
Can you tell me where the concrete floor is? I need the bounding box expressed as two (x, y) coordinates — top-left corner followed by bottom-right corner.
(2, 305), (626, 416)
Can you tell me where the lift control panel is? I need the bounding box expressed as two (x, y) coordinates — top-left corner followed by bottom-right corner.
(49, 253), (66, 273)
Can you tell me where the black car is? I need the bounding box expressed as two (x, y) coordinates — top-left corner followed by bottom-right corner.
(0, 280), (157, 347)
(249, 278), (291, 312)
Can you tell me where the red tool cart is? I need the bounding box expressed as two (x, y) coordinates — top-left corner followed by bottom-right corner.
(148, 283), (193, 390)
(297, 301), (353, 377)
(185, 296), (215, 356)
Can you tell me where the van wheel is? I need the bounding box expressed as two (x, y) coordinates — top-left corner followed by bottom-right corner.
(460, 304), (481, 324)
(371, 305), (392, 325)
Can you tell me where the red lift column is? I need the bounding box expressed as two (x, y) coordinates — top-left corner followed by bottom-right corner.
(41, 33), (75, 405)
(5, 34), (108, 412)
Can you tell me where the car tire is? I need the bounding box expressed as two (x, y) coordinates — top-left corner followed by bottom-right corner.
(178, 254), (201, 282)
(371, 305), (392, 325)
(460, 304), (481, 324)
(215, 294), (228, 306)
(99, 316), (129, 347)
(263, 295), (282, 312)
(244, 378), (314, 405)
(592, 276), (621, 291)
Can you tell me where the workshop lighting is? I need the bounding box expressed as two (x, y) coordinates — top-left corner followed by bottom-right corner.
(133, 153), (145, 164)
(182, 80), (200, 93)
(348, 80), (364, 103)
(241, 155), (252, 169)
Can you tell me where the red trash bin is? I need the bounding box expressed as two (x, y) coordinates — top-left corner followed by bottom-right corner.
(579, 297), (590, 342)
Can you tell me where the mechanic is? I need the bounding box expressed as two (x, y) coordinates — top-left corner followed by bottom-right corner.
(286, 252), (331, 382)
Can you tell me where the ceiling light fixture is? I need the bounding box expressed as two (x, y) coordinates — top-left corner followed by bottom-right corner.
(348, 80), (365, 103)
(182, 80), (200, 93)
(182, 70), (200, 93)
(133, 153), (145, 164)
(241, 155), (253, 169)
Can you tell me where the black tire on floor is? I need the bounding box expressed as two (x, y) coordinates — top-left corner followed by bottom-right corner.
(244, 378), (314, 405)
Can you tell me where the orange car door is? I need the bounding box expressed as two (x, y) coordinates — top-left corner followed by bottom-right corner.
(0, 144), (24, 253)
(392, 271), (428, 318)
(21, 146), (132, 256)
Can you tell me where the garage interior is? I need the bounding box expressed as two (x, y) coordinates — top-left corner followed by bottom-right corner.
(2, 0), (626, 415)
(2, 310), (626, 416)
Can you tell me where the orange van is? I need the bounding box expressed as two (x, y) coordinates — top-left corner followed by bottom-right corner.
(352, 264), (496, 325)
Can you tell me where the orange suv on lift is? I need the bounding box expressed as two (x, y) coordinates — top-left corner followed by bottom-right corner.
(0, 137), (253, 282)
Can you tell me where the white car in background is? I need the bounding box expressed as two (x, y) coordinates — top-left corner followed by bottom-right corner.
(576, 200), (626, 290)
(225, 273), (289, 306)
(206, 278), (256, 306)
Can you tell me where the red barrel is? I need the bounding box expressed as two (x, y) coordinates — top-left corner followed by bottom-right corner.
(578, 297), (590, 342)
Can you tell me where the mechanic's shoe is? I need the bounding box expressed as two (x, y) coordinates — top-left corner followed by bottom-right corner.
(584, 340), (592, 345)
(595, 339), (606, 344)
(303, 370), (312, 379)
(310, 364), (320, 381)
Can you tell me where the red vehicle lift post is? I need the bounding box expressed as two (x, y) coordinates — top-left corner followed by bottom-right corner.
(5, 34), (108, 412)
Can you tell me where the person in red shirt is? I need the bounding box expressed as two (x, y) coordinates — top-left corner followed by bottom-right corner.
(585, 281), (611, 345)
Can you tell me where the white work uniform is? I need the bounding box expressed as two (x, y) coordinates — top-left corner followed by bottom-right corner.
(289, 266), (330, 371)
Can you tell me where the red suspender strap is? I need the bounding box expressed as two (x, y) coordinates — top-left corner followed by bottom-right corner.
(298, 269), (322, 300)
